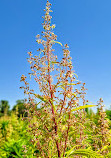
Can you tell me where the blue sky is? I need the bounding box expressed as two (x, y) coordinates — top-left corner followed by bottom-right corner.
(0, 0), (111, 110)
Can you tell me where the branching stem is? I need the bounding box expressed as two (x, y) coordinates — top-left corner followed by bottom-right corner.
(47, 38), (61, 157)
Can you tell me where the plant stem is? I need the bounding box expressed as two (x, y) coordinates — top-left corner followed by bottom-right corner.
(63, 112), (70, 157)
(47, 38), (61, 157)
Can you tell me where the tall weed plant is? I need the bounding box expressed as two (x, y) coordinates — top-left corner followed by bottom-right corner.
(20, 1), (111, 157)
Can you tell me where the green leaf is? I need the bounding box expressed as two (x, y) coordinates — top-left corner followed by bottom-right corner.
(57, 85), (66, 90)
(34, 94), (49, 104)
(73, 73), (78, 78)
(65, 149), (103, 158)
(50, 61), (59, 64)
(65, 145), (81, 156)
(71, 105), (96, 112)
(50, 40), (63, 47)
(67, 83), (76, 86)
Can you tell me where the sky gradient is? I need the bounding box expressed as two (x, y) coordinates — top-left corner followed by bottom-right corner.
(0, 0), (111, 110)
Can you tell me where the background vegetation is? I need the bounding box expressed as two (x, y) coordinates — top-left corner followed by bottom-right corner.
(0, 99), (111, 157)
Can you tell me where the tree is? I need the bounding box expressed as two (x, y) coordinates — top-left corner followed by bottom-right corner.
(105, 106), (111, 120)
(0, 100), (10, 116)
(12, 100), (26, 117)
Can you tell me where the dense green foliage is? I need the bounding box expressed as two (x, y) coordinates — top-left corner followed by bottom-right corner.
(0, 106), (111, 157)
(0, 112), (39, 157)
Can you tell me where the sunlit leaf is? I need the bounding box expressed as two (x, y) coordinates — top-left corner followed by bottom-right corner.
(50, 40), (63, 46)
(65, 148), (103, 158)
(71, 105), (96, 112)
